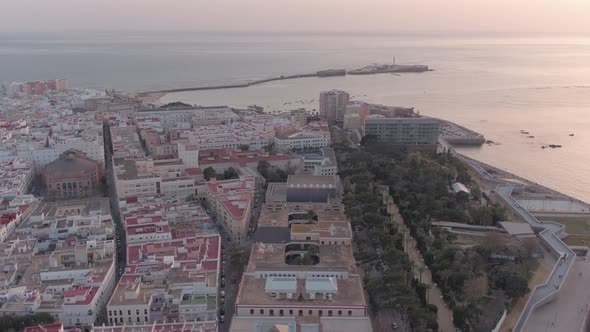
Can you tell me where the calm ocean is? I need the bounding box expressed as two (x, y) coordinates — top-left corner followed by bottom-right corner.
(2, 31), (590, 202)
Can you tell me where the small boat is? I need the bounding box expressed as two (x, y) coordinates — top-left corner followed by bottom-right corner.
(569, 134), (575, 136)
(527, 136), (535, 138)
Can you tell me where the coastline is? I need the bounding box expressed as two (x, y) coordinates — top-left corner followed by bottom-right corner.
(460, 153), (590, 206)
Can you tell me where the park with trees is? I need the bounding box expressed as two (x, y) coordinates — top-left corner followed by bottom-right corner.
(333, 138), (540, 331)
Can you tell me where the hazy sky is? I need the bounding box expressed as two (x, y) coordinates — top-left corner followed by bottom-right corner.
(2, 0), (590, 34)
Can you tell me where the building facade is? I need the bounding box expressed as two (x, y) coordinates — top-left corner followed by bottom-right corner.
(319, 90), (349, 124)
(43, 150), (103, 200)
(204, 177), (256, 243)
(364, 115), (440, 145)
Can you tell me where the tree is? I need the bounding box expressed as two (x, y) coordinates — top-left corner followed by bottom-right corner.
(489, 264), (530, 298)
(0, 313), (55, 332)
(204, 167), (216, 181)
(463, 276), (488, 302)
(471, 186), (482, 201)
(223, 167), (239, 180)
(239, 144), (250, 151)
(229, 247), (250, 270)
(360, 134), (379, 146)
(257, 160), (271, 178)
(305, 209), (317, 223)
(263, 143), (275, 154)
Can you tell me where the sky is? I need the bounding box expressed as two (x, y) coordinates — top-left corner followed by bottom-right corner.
(2, 0), (590, 34)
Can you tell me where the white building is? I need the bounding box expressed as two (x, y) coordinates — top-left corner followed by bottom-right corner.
(113, 158), (196, 199)
(300, 148), (338, 176)
(177, 141), (200, 168)
(17, 134), (104, 168)
(275, 122), (331, 151)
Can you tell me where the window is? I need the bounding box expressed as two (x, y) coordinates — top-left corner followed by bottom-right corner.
(250, 309), (254, 315)
(328, 310), (332, 316)
(299, 310), (303, 316)
(338, 310), (342, 316)
(260, 309), (264, 315)
(109, 310), (112, 316)
(270, 309), (274, 316)
(128, 310), (131, 315)
(318, 310), (323, 316)
(119, 310), (122, 316)
(279, 309), (284, 316)
(144, 309), (148, 314)
(308, 310), (313, 315)
(348, 310), (352, 316)
(289, 309), (293, 315)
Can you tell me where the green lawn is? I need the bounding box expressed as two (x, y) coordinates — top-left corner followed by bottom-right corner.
(538, 217), (590, 234)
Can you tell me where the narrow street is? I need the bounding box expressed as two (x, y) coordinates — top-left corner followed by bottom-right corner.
(211, 182), (265, 332)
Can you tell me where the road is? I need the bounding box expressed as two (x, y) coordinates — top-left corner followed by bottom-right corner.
(213, 183), (265, 332)
(95, 123), (127, 326)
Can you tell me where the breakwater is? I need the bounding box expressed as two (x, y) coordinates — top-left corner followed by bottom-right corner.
(137, 63), (429, 96)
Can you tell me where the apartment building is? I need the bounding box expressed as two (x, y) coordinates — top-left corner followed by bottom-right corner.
(137, 106), (238, 129)
(107, 235), (220, 325)
(275, 122), (331, 151)
(364, 113), (441, 146)
(113, 158), (196, 199)
(204, 177), (256, 242)
(91, 321), (218, 332)
(16, 131), (105, 168)
(279, 109), (309, 129)
(0, 199), (117, 330)
(319, 90), (349, 124)
(299, 148), (338, 176)
(0, 159), (35, 200)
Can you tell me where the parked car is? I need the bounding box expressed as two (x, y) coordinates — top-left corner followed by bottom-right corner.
(231, 275), (237, 283)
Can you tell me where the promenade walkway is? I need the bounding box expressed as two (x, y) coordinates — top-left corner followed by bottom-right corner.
(457, 154), (575, 332)
(383, 194), (457, 332)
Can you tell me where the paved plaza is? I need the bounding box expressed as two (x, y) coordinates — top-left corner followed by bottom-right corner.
(524, 254), (590, 332)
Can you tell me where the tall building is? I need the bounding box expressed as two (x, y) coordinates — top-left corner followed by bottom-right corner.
(319, 90), (349, 124)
